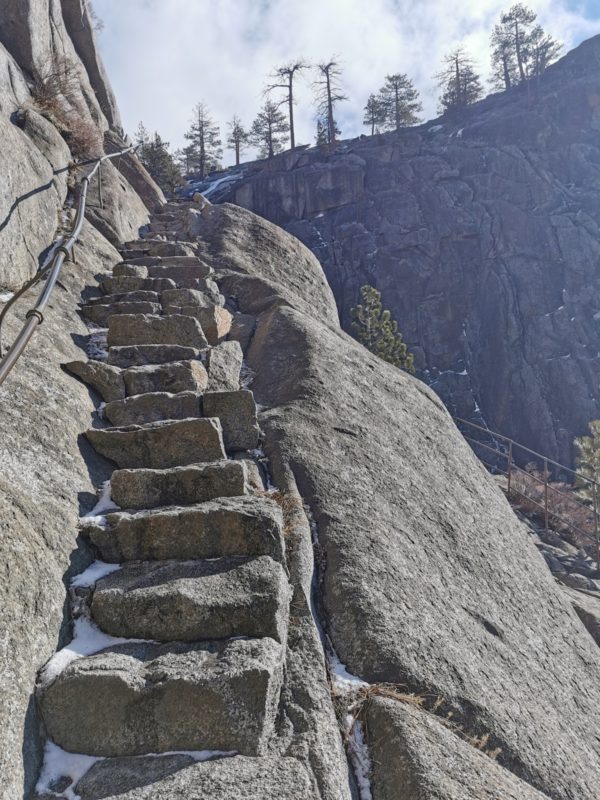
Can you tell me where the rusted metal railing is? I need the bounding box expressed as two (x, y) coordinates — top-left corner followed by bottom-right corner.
(454, 416), (600, 568)
(0, 145), (137, 388)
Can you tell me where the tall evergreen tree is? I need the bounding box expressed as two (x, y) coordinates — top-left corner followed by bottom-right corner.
(265, 61), (308, 150)
(490, 23), (519, 90)
(184, 102), (222, 179)
(249, 100), (290, 159)
(436, 48), (483, 113)
(226, 115), (249, 165)
(315, 118), (329, 148)
(363, 94), (386, 135)
(527, 24), (562, 81)
(500, 3), (537, 83)
(351, 285), (414, 373)
(313, 59), (347, 146)
(574, 421), (600, 503)
(138, 132), (182, 195)
(378, 74), (422, 131)
(492, 3), (561, 88)
(134, 121), (150, 161)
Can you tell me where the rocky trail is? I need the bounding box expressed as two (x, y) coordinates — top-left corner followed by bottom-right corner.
(33, 202), (320, 799)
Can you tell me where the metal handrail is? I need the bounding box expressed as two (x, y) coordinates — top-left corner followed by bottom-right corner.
(455, 415), (600, 566)
(0, 145), (137, 388)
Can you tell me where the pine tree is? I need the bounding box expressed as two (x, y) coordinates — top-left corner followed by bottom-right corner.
(226, 115), (249, 166)
(377, 74), (422, 131)
(527, 24), (562, 81)
(500, 3), (537, 83)
(139, 133), (182, 195)
(436, 48), (483, 114)
(490, 24), (518, 90)
(313, 59), (348, 147)
(265, 61), (308, 150)
(574, 421), (600, 502)
(249, 100), (290, 159)
(184, 102), (222, 179)
(134, 121), (150, 161)
(174, 143), (196, 178)
(351, 285), (414, 373)
(315, 118), (329, 148)
(363, 94), (386, 135)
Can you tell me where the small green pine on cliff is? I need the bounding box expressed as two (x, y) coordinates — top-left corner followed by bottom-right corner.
(351, 285), (414, 373)
(574, 420), (600, 501)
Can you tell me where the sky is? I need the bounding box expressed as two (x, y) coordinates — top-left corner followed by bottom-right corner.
(92, 0), (600, 165)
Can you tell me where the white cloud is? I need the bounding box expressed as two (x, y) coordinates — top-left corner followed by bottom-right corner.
(92, 0), (600, 165)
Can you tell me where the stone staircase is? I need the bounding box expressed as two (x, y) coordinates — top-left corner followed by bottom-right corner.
(34, 203), (305, 799)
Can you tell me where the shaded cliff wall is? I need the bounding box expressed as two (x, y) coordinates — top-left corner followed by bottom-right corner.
(222, 35), (600, 466)
(0, 2), (162, 796)
(196, 202), (600, 800)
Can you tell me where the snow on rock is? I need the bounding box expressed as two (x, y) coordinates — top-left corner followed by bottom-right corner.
(0, 291), (14, 303)
(38, 616), (146, 689)
(80, 480), (120, 528)
(35, 741), (101, 800)
(70, 560), (121, 589)
(329, 652), (370, 695)
(345, 715), (373, 800)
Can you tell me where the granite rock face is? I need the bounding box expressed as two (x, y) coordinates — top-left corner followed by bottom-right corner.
(221, 35), (600, 466)
(191, 201), (600, 800)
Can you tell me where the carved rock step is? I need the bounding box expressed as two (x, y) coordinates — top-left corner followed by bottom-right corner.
(112, 263), (149, 278)
(38, 637), (282, 757)
(107, 314), (208, 349)
(204, 390), (260, 451)
(86, 417), (224, 469)
(101, 276), (177, 295)
(86, 290), (159, 306)
(64, 360), (125, 403)
(103, 391), (201, 426)
(91, 556), (291, 643)
(146, 264), (213, 287)
(120, 240), (195, 258)
(163, 305), (232, 346)
(117, 256), (211, 271)
(143, 231), (179, 241)
(110, 460), (247, 510)
(161, 286), (223, 310)
(74, 755), (312, 800)
(81, 301), (161, 327)
(123, 360), (208, 396)
(206, 341), (243, 392)
(108, 344), (205, 369)
(85, 495), (285, 563)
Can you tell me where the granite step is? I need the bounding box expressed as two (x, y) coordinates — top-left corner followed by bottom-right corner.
(90, 555), (290, 643)
(102, 391), (201, 426)
(110, 460), (247, 510)
(85, 417), (224, 469)
(81, 301), (161, 327)
(122, 360), (208, 396)
(107, 314), (208, 349)
(101, 276), (177, 295)
(84, 495), (285, 563)
(107, 345), (205, 369)
(38, 637), (282, 757)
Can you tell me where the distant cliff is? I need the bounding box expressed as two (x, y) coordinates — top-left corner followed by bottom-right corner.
(218, 35), (600, 466)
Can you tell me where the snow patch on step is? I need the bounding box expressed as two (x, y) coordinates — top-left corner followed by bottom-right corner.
(86, 327), (108, 362)
(36, 741), (100, 800)
(39, 616), (147, 688)
(36, 741), (236, 800)
(0, 291), (14, 303)
(80, 480), (120, 529)
(70, 560), (121, 589)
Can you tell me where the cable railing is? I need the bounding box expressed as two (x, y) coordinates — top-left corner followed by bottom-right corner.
(0, 145), (137, 388)
(454, 416), (600, 566)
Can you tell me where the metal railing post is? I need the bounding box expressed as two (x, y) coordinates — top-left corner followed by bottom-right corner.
(0, 144), (137, 387)
(593, 482), (600, 572)
(543, 458), (549, 532)
(507, 440), (513, 500)
(98, 161), (104, 210)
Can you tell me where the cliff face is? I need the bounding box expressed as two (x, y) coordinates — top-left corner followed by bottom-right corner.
(0, 4), (162, 797)
(220, 35), (600, 466)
